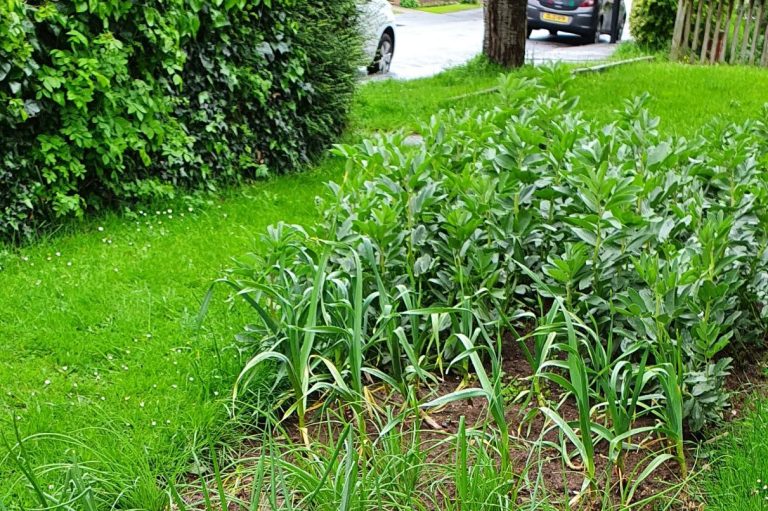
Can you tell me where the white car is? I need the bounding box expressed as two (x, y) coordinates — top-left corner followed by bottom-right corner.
(360, 0), (396, 74)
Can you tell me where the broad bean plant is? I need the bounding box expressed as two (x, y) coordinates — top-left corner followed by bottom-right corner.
(223, 68), (768, 456)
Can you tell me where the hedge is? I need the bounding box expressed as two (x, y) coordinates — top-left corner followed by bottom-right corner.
(630, 0), (678, 50)
(0, 0), (361, 240)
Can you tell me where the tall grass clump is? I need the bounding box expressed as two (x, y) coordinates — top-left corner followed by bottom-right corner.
(169, 407), (537, 511)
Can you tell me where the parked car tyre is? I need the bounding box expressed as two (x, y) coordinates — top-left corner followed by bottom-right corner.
(369, 32), (394, 74)
(582, 27), (601, 44)
(360, 0), (396, 75)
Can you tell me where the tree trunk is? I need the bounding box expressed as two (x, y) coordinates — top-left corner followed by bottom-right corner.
(483, 0), (528, 67)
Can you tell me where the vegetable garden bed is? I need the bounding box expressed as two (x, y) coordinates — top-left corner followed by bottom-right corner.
(178, 66), (768, 509)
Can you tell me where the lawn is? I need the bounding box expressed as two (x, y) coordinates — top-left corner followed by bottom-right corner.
(354, 60), (768, 136)
(574, 62), (768, 134)
(701, 400), (768, 510)
(415, 2), (482, 14)
(0, 173), (333, 507)
(2, 59), (768, 508)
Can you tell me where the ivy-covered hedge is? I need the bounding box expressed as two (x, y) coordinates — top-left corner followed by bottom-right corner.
(0, 0), (360, 240)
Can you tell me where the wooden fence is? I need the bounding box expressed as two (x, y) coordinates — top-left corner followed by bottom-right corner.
(670, 0), (768, 66)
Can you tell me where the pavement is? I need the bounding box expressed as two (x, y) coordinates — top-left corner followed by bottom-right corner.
(386, 5), (633, 80)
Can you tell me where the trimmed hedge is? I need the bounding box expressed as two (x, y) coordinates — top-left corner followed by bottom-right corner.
(0, 0), (360, 240)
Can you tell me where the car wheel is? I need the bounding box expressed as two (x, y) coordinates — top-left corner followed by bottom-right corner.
(369, 32), (393, 74)
(582, 29), (600, 44)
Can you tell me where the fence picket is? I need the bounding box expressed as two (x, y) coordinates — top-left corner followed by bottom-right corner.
(730, 0), (745, 62)
(701, 0), (716, 61)
(720, 0), (735, 60)
(672, 0), (689, 59)
(762, 19), (768, 65)
(692, 0), (706, 54)
(749, 1), (764, 64)
(740, 0), (755, 63)
(710, 0), (725, 62)
(683, 0), (694, 55)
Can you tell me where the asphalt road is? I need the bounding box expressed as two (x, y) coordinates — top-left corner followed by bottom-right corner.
(387, 5), (632, 80)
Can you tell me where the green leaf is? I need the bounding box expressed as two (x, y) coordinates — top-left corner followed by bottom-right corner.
(420, 388), (488, 409)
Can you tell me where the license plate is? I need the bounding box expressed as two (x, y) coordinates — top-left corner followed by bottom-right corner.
(541, 12), (571, 24)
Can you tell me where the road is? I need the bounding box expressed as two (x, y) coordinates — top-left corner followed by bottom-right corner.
(386, 5), (632, 80)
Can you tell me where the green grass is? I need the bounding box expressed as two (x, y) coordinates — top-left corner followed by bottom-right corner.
(0, 168), (339, 507)
(574, 62), (768, 135)
(2, 59), (768, 508)
(356, 60), (768, 137)
(701, 400), (768, 510)
(610, 40), (672, 61)
(415, 2), (482, 14)
(350, 58), (505, 132)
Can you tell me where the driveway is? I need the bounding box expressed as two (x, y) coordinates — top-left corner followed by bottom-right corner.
(387, 5), (632, 80)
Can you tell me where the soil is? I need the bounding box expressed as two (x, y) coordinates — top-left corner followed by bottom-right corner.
(177, 335), (768, 510)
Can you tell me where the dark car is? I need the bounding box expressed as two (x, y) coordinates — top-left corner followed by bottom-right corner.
(527, 0), (626, 44)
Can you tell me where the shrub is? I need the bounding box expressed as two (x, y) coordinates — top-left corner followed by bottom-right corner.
(0, 0), (360, 240)
(630, 0), (678, 50)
